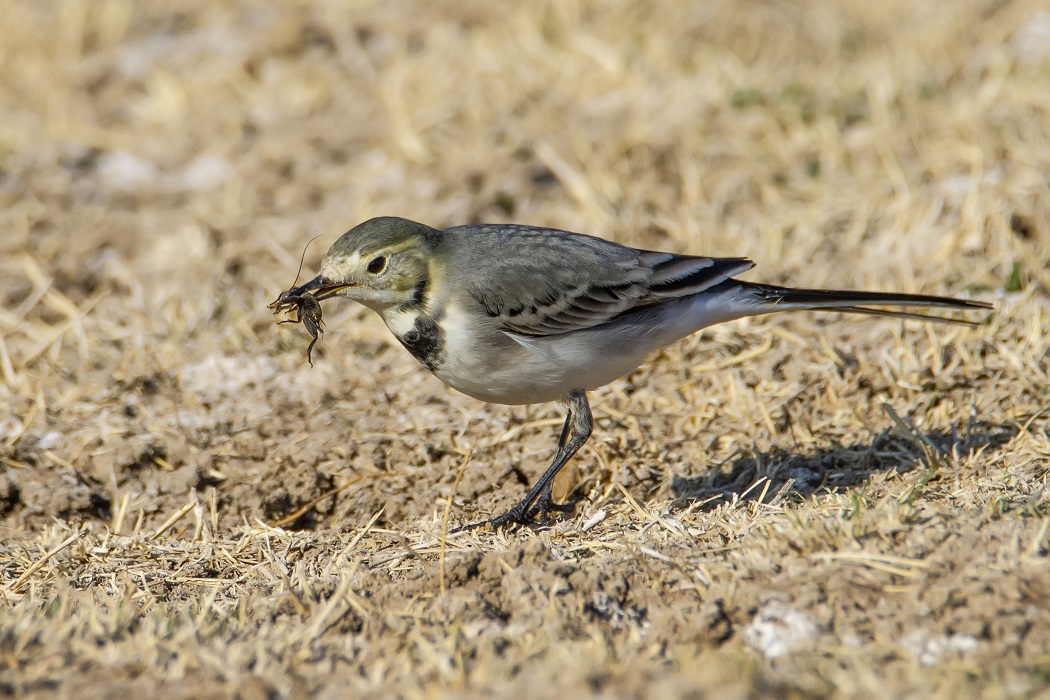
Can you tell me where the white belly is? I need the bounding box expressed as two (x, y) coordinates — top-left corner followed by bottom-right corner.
(403, 289), (756, 406)
(426, 303), (648, 405)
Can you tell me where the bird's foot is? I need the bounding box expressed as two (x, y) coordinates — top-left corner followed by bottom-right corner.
(525, 492), (580, 523)
(450, 504), (530, 533)
(451, 494), (581, 533)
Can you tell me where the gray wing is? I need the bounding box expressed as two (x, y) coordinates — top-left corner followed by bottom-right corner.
(449, 225), (754, 337)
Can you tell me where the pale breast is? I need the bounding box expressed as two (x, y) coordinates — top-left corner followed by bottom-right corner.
(383, 287), (751, 406)
(426, 302), (651, 405)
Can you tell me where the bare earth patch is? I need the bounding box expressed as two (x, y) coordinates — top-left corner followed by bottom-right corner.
(1, 1), (1048, 697)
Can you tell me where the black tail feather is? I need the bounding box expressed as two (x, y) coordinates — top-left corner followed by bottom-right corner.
(738, 282), (993, 326)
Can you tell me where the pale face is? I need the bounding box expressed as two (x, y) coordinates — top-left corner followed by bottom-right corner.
(306, 218), (436, 312)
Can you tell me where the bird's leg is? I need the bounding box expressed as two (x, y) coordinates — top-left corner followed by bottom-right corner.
(529, 425), (581, 518)
(525, 408), (585, 522)
(456, 391), (592, 532)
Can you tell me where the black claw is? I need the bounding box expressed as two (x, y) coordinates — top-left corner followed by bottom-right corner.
(538, 492), (581, 514)
(451, 494), (581, 533)
(524, 493), (579, 524)
(450, 505), (528, 534)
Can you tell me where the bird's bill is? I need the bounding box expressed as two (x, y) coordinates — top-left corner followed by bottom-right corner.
(289, 276), (354, 300)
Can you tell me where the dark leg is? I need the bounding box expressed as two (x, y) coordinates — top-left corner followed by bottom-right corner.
(455, 391), (593, 532)
(528, 418), (585, 522)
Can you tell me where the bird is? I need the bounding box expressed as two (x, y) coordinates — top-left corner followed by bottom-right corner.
(271, 216), (992, 531)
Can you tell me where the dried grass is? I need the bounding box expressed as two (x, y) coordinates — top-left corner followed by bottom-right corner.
(1, 0), (1049, 697)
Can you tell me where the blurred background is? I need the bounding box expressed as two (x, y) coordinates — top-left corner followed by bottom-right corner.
(1, 1), (1049, 696)
(1, 0), (1047, 528)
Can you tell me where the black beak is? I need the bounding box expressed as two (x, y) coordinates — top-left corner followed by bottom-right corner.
(269, 276), (354, 314)
(288, 276), (324, 296)
(290, 276), (353, 300)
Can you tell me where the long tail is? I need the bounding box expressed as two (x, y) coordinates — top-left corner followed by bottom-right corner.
(735, 281), (993, 326)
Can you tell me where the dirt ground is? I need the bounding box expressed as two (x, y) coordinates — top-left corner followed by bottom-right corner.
(2, 1), (1049, 697)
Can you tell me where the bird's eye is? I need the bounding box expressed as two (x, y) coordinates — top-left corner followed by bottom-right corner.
(367, 256), (387, 274)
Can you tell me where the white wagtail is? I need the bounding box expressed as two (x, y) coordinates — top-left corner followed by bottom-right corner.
(270, 217), (991, 530)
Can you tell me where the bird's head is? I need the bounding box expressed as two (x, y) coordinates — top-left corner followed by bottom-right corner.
(292, 217), (438, 312)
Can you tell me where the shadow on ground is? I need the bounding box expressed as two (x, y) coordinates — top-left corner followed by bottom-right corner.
(669, 416), (1023, 510)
